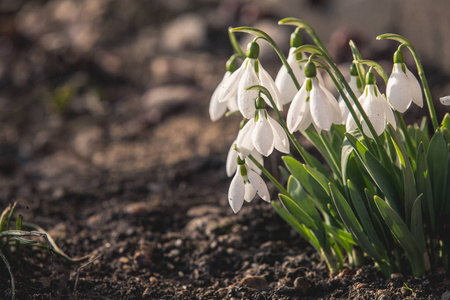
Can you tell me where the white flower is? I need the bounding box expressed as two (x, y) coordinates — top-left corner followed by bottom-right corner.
(346, 84), (396, 138)
(275, 48), (305, 105)
(226, 140), (263, 177)
(287, 77), (342, 133)
(386, 63), (423, 113)
(219, 43), (283, 119)
(228, 161), (270, 213)
(209, 71), (239, 121)
(236, 109), (290, 157)
(440, 96), (450, 106)
(339, 74), (362, 124)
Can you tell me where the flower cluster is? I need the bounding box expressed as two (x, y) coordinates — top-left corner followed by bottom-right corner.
(208, 19), (450, 277)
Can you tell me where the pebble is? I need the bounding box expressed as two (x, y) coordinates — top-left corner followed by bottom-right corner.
(294, 277), (310, 294)
(390, 273), (404, 280)
(149, 277), (158, 284)
(119, 257), (130, 264)
(239, 275), (269, 291)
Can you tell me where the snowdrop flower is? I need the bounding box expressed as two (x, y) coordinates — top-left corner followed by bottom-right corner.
(219, 41), (283, 119)
(386, 49), (423, 113)
(209, 56), (239, 121)
(228, 156), (270, 213)
(440, 96), (450, 106)
(275, 29), (306, 105)
(236, 97), (290, 158)
(226, 129), (264, 177)
(346, 72), (396, 138)
(338, 63), (363, 124)
(287, 62), (342, 133)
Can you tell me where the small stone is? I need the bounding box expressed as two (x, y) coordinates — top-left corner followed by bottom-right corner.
(149, 277), (158, 284)
(294, 277), (310, 294)
(134, 251), (151, 267)
(390, 273), (404, 280)
(442, 291), (450, 300)
(240, 275), (268, 291)
(119, 257), (130, 264)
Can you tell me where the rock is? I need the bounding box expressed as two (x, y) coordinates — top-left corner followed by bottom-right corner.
(377, 289), (392, 300)
(390, 273), (404, 280)
(294, 277), (310, 294)
(239, 275), (269, 291)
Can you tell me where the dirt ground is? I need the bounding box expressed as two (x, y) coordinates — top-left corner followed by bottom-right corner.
(0, 1), (449, 299)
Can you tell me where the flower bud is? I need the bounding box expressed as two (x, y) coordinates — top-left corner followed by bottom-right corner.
(226, 56), (239, 73)
(255, 96), (266, 109)
(350, 62), (358, 76)
(365, 71), (376, 85)
(393, 49), (405, 64)
(290, 28), (303, 48)
(246, 42), (260, 59)
(304, 62), (317, 78)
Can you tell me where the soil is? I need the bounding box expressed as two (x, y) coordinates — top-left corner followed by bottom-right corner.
(0, 1), (449, 299)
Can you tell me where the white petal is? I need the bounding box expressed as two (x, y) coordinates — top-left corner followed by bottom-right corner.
(310, 79), (332, 131)
(287, 81), (308, 133)
(228, 171), (245, 213)
(226, 96), (239, 112)
(248, 169), (270, 202)
(386, 64), (411, 113)
(379, 93), (396, 130)
(275, 48), (305, 105)
(268, 116), (290, 153)
(362, 89), (386, 136)
(244, 182), (256, 202)
(237, 60), (259, 118)
(236, 120), (255, 157)
(219, 62), (245, 102)
(405, 66), (423, 108)
(252, 110), (274, 157)
(323, 84), (342, 125)
(339, 96), (349, 124)
(260, 64), (283, 111)
(348, 75), (362, 97)
(226, 140), (238, 177)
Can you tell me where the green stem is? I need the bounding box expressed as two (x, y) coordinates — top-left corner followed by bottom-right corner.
(228, 27), (246, 59)
(349, 40), (366, 85)
(377, 33), (439, 130)
(248, 154), (290, 196)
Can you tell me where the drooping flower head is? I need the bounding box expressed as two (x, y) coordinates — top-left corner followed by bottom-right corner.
(275, 28), (306, 105)
(228, 155), (270, 213)
(236, 96), (289, 158)
(338, 63), (363, 124)
(287, 61), (342, 133)
(209, 55), (239, 121)
(386, 49), (423, 113)
(346, 71), (396, 138)
(219, 41), (283, 119)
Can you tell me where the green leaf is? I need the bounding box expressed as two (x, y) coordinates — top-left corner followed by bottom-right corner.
(388, 126), (417, 225)
(323, 223), (356, 253)
(427, 130), (448, 223)
(346, 134), (400, 214)
(283, 156), (330, 210)
(374, 196), (425, 277)
(278, 194), (317, 230)
(272, 201), (321, 251)
(410, 195), (426, 255)
(329, 183), (388, 267)
(416, 143), (435, 232)
(347, 180), (384, 248)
